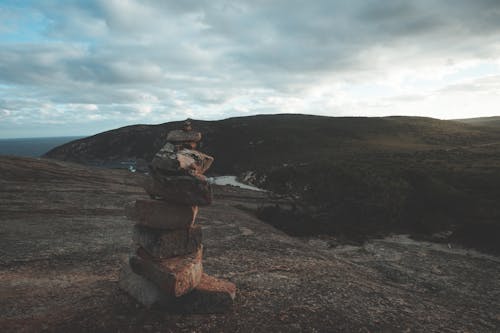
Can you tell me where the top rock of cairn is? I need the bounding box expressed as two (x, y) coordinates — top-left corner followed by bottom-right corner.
(166, 120), (202, 149)
(150, 120), (213, 177)
(147, 120), (214, 206)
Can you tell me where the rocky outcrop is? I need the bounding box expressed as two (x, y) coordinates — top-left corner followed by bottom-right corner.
(120, 122), (235, 312)
(1, 156), (500, 331)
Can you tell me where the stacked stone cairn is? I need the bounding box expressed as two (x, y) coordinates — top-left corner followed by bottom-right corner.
(119, 120), (236, 313)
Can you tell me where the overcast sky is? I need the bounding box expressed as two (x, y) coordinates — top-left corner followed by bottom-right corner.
(1, 0), (500, 138)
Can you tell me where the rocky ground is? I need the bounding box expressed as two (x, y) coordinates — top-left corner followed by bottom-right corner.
(1, 156), (499, 332)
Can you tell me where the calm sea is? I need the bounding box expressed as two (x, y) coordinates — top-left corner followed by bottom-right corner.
(0, 136), (84, 157)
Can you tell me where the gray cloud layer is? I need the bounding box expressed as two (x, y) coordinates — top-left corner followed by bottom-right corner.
(1, 0), (500, 137)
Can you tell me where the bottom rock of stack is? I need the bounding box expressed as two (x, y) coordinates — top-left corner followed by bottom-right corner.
(178, 273), (236, 313)
(119, 264), (236, 313)
(129, 247), (203, 297)
(119, 264), (170, 308)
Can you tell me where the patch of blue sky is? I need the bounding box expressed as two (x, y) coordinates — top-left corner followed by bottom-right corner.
(0, 2), (49, 43)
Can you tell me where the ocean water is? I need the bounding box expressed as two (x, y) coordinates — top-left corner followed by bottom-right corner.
(0, 136), (84, 157)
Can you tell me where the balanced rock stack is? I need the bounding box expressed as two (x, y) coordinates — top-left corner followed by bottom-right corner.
(119, 120), (236, 313)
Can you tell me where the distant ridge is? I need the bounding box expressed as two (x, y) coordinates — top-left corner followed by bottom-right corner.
(43, 114), (499, 174)
(453, 116), (500, 127)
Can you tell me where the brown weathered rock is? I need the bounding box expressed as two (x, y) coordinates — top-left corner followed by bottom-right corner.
(127, 199), (197, 230)
(167, 130), (201, 143)
(133, 225), (202, 258)
(144, 174), (212, 206)
(177, 149), (213, 175)
(150, 148), (214, 176)
(177, 273), (236, 313)
(129, 247), (203, 297)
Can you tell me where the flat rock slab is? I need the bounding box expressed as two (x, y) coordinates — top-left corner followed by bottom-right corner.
(133, 225), (202, 258)
(119, 266), (235, 313)
(151, 148), (214, 176)
(145, 174), (212, 206)
(129, 247), (203, 297)
(167, 130), (202, 143)
(127, 199), (197, 230)
(7, 157), (500, 332)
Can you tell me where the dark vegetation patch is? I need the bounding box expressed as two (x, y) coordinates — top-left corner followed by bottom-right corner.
(44, 114), (500, 253)
(253, 152), (500, 254)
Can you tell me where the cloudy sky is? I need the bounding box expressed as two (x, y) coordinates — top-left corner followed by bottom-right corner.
(1, 0), (500, 138)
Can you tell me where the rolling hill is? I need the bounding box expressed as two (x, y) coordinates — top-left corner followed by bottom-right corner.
(44, 114), (499, 173)
(44, 114), (500, 253)
(454, 116), (500, 128)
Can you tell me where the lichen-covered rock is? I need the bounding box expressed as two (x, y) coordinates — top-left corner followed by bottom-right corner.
(133, 225), (202, 258)
(129, 247), (203, 297)
(152, 142), (176, 159)
(126, 199), (198, 230)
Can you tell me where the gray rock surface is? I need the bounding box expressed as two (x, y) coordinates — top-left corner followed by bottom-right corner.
(1, 156), (500, 332)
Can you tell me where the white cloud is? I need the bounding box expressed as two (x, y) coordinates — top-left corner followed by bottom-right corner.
(1, 0), (500, 137)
